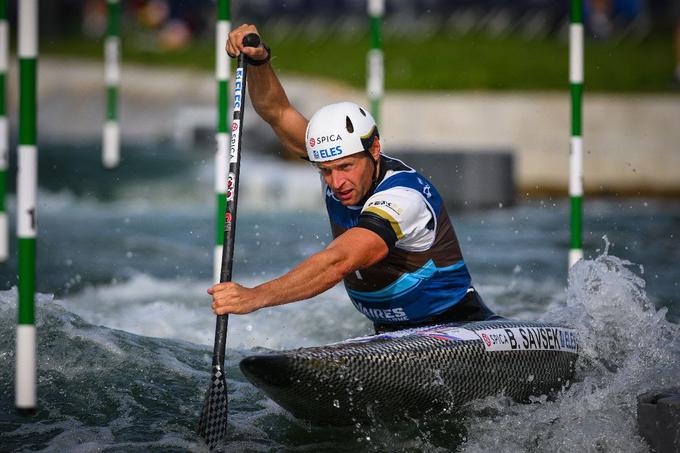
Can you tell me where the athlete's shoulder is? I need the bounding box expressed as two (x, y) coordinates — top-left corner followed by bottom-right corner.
(363, 186), (425, 220)
(377, 154), (443, 212)
(362, 186), (436, 251)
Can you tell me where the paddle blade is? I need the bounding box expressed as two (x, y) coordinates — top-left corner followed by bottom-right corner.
(197, 365), (228, 451)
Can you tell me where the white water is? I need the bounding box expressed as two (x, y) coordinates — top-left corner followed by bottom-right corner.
(460, 242), (680, 452)
(1, 238), (677, 452)
(61, 274), (370, 350)
(47, 239), (679, 452)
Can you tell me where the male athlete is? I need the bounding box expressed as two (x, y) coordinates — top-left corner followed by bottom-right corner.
(209, 24), (499, 333)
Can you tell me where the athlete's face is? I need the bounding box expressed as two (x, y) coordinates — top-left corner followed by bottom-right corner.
(317, 153), (374, 206)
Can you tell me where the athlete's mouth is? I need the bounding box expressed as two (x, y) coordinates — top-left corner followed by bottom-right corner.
(336, 189), (353, 200)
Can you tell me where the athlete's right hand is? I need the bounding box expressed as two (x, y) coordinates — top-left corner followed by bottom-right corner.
(226, 24), (268, 62)
(208, 281), (270, 315)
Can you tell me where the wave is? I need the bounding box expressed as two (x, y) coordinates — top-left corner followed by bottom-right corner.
(0, 246), (677, 452)
(461, 242), (680, 452)
(61, 273), (369, 350)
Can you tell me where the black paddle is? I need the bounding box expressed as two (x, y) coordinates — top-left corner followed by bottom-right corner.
(197, 32), (261, 451)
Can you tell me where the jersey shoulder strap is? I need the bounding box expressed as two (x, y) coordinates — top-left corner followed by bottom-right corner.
(376, 155), (443, 214)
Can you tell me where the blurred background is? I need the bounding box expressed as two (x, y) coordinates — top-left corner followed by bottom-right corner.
(0, 0), (675, 195)
(19, 0), (680, 90)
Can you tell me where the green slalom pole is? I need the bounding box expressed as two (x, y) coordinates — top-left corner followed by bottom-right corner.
(214, 0), (231, 283)
(103, 0), (120, 169)
(16, 0), (38, 415)
(367, 0), (384, 127)
(0, 0), (8, 262)
(569, 0), (584, 267)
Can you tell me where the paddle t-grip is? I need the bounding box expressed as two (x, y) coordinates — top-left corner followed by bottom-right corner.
(243, 33), (260, 48)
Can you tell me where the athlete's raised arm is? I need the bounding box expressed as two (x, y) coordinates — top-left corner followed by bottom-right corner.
(226, 24), (308, 158)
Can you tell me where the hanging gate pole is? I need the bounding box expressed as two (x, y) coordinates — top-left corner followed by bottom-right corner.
(569, 0), (584, 268)
(0, 0), (8, 262)
(214, 0), (231, 283)
(103, 0), (121, 168)
(16, 0), (38, 415)
(367, 0), (384, 127)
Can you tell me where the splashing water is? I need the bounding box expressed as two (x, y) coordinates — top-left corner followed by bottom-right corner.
(0, 235), (677, 451)
(461, 239), (680, 452)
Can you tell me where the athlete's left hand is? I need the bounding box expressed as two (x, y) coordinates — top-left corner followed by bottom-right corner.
(208, 282), (268, 315)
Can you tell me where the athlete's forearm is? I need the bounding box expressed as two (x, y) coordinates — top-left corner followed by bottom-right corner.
(256, 247), (352, 308)
(247, 64), (288, 123)
(209, 228), (388, 316)
(247, 64), (307, 157)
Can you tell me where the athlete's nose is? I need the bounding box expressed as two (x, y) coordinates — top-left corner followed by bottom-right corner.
(329, 170), (345, 191)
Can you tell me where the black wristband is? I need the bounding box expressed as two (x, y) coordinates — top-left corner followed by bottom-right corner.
(245, 43), (271, 66)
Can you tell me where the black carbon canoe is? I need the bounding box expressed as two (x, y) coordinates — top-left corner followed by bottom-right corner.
(240, 319), (578, 425)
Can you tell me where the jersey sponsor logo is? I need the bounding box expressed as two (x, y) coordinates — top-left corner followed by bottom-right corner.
(367, 199), (403, 216)
(312, 145), (343, 160)
(416, 177), (432, 198)
(309, 137), (316, 147)
(233, 68), (244, 111)
(351, 300), (409, 322)
(477, 327), (577, 353)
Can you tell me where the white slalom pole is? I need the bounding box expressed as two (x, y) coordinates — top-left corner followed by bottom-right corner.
(569, 0), (584, 268)
(214, 0), (231, 283)
(103, 0), (120, 168)
(367, 0), (384, 126)
(0, 0), (8, 262)
(16, 0), (38, 415)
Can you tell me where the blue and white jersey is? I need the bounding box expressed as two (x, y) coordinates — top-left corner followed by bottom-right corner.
(324, 155), (472, 325)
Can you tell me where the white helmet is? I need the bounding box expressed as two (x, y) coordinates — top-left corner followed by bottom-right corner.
(305, 102), (379, 162)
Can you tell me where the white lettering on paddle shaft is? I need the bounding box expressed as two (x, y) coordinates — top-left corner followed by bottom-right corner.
(233, 68), (243, 112)
(229, 120), (240, 163)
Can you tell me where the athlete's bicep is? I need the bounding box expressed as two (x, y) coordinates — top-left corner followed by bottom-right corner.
(326, 227), (389, 272)
(357, 212), (398, 250)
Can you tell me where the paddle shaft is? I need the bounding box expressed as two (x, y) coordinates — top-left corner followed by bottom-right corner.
(197, 31), (261, 453)
(212, 33), (260, 367)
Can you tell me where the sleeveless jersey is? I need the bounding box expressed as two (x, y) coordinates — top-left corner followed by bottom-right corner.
(324, 155), (472, 325)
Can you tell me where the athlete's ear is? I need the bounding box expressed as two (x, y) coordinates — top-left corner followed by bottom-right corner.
(369, 138), (381, 160)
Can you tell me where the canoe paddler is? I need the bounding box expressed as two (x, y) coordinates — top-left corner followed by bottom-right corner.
(209, 24), (500, 333)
